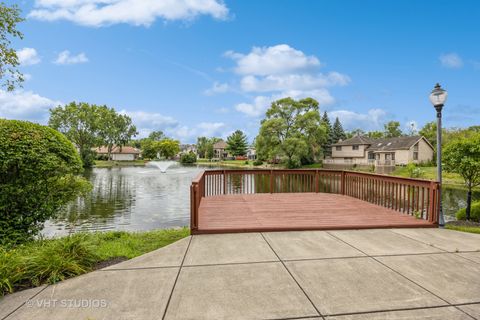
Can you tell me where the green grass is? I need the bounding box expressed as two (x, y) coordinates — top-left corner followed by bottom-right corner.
(0, 228), (189, 296)
(94, 160), (148, 168)
(301, 163), (323, 169)
(445, 225), (480, 234)
(391, 166), (465, 185)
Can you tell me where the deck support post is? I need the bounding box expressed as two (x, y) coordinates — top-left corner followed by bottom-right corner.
(223, 170), (226, 195)
(341, 171), (346, 195)
(315, 170), (319, 193)
(270, 170), (274, 193)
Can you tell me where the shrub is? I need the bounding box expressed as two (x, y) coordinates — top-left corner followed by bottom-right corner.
(405, 163), (425, 178)
(180, 151), (197, 164)
(0, 120), (91, 245)
(253, 159), (263, 166)
(456, 201), (480, 222)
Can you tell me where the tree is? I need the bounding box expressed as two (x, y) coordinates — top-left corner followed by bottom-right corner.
(196, 137), (209, 158)
(180, 151), (197, 164)
(0, 120), (91, 244)
(98, 107), (137, 160)
(140, 139), (159, 159)
(256, 97), (325, 168)
(383, 121), (403, 138)
(148, 130), (165, 141)
(49, 102), (103, 168)
(226, 130), (248, 156)
(0, 3), (24, 91)
(367, 131), (384, 139)
(346, 128), (365, 139)
(158, 139), (180, 159)
(419, 122), (437, 148)
(332, 117), (347, 143)
(322, 112), (333, 157)
(443, 133), (480, 221)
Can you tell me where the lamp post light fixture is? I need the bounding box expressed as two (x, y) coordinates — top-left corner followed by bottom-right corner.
(429, 83), (447, 227)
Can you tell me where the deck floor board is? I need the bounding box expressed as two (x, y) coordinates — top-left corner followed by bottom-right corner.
(196, 193), (435, 233)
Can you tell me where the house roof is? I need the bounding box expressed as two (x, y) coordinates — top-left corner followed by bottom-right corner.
(366, 136), (427, 152)
(94, 146), (141, 154)
(332, 135), (374, 146)
(332, 135), (433, 152)
(213, 140), (228, 149)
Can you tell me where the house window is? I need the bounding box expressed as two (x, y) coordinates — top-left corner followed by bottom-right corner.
(336, 146), (342, 151)
(413, 152), (418, 160)
(391, 153), (395, 160)
(352, 145), (359, 150)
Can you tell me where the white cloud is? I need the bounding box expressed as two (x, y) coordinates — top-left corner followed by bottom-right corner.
(121, 110), (227, 142)
(329, 108), (387, 131)
(204, 82), (229, 95)
(0, 90), (62, 122)
(221, 44), (350, 117)
(439, 53), (463, 68)
(17, 48), (41, 66)
(240, 72), (350, 92)
(54, 50), (89, 65)
(225, 44), (320, 76)
(29, 0), (229, 27)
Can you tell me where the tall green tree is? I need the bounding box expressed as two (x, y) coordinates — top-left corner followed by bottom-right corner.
(226, 130), (248, 156)
(322, 112), (333, 157)
(383, 121), (403, 138)
(332, 117), (347, 143)
(49, 102), (102, 167)
(196, 137), (209, 158)
(367, 131), (384, 139)
(256, 97), (325, 168)
(148, 130), (165, 141)
(98, 107), (137, 160)
(0, 120), (91, 244)
(0, 3), (24, 91)
(158, 139), (180, 159)
(444, 133), (480, 220)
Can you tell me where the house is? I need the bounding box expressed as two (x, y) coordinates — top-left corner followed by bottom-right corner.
(213, 140), (229, 160)
(95, 146), (141, 161)
(180, 144), (197, 154)
(325, 135), (434, 168)
(247, 146), (257, 160)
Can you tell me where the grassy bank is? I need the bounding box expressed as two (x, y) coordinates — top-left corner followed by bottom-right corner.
(445, 224), (480, 234)
(0, 228), (189, 296)
(94, 160), (148, 168)
(391, 166), (464, 185)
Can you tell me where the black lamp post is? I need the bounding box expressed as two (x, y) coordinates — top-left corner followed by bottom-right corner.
(429, 83), (447, 226)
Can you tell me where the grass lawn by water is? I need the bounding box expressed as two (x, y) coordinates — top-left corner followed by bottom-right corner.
(94, 160), (148, 168)
(0, 228), (189, 296)
(445, 224), (480, 234)
(391, 166), (465, 185)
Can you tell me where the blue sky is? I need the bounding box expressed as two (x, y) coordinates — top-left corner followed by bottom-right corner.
(3, 0), (480, 143)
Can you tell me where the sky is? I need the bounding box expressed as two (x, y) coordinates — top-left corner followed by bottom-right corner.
(2, 0), (480, 143)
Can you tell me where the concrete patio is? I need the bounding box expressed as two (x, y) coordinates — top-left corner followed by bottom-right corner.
(1, 228), (480, 320)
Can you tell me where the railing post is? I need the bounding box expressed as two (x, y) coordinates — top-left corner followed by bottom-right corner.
(315, 170), (319, 193)
(428, 181), (435, 223)
(190, 183), (198, 233)
(270, 169), (274, 193)
(223, 170), (226, 195)
(341, 171), (346, 195)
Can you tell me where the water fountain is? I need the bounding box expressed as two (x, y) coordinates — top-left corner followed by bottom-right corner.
(149, 161), (176, 173)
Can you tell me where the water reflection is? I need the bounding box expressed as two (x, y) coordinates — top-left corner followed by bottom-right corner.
(43, 165), (476, 236)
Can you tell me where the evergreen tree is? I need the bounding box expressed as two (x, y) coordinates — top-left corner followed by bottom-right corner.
(226, 130), (248, 156)
(322, 111), (333, 157)
(332, 117), (347, 143)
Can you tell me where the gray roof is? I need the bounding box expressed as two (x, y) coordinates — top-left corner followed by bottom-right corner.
(366, 136), (425, 152)
(333, 135), (433, 152)
(333, 135), (374, 146)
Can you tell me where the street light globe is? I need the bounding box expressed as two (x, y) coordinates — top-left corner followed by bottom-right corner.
(429, 83), (448, 107)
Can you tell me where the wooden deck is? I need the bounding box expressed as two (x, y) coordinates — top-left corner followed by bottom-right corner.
(190, 169), (440, 234)
(196, 193), (435, 234)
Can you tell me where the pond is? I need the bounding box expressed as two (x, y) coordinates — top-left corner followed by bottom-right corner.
(43, 165), (478, 236)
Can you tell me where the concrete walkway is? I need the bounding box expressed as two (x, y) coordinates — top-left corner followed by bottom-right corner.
(1, 228), (480, 319)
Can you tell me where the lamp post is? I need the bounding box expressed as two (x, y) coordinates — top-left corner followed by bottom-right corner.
(429, 83), (447, 227)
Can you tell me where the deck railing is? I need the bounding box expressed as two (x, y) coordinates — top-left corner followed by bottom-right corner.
(190, 169), (440, 231)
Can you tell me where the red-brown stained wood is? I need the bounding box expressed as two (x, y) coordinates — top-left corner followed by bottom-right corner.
(190, 169), (440, 234)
